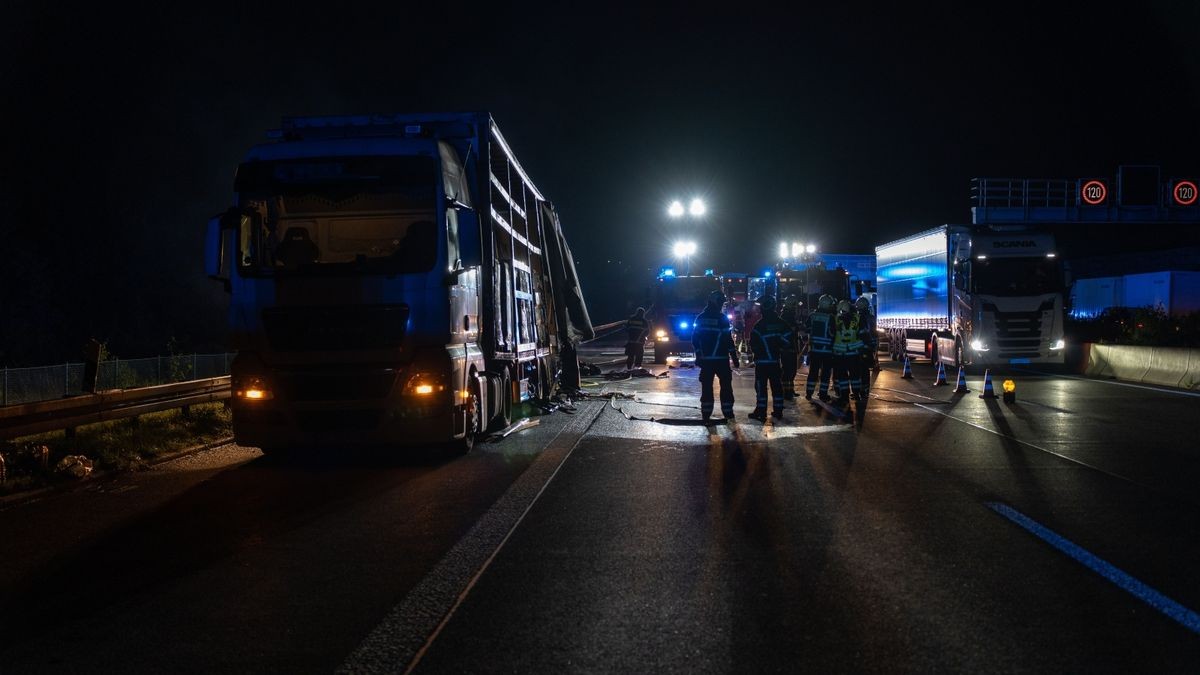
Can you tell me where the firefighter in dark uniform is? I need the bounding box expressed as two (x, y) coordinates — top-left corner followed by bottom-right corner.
(778, 294), (803, 400)
(832, 299), (864, 407)
(692, 291), (739, 420)
(623, 307), (649, 371)
(854, 296), (877, 397)
(749, 296), (790, 421)
(805, 294), (836, 402)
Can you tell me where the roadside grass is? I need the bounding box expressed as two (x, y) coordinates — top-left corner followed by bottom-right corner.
(0, 402), (232, 497)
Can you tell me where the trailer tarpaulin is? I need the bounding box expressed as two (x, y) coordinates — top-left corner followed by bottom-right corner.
(541, 202), (594, 344)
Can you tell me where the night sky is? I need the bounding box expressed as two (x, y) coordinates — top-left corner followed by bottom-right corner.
(3, 2), (1198, 364)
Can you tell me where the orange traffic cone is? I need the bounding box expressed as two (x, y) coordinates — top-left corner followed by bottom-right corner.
(953, 366), (970, 393)
(979, 370), (997, 398)
(932, 361), (947, 386)
(901, 357), (913, 379)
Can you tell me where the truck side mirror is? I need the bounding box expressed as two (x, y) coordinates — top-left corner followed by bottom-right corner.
(206, 208), (245, 293)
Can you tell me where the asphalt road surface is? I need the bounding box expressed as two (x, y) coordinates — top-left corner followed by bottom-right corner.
(2, 339), (1198, 673)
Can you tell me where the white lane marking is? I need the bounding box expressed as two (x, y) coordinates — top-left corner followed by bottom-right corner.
(909, 403), (1161, 496)
(987, 501), (1200, 635)
(338, 403), (604, 674)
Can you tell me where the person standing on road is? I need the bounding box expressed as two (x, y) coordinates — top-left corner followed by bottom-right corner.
(779, 294), (803, 400)
(832, 299), (864, 407)
(854, 296), (877, 397)
(749, 296), (790, 421)
(623, 307), (649, 371)
(805, 294), (836, 402)
(692, 291), (739, 420)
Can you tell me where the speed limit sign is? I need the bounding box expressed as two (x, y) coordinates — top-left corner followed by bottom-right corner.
(1080, 180), (1107, 206)
(1174, 180), (1198, 206)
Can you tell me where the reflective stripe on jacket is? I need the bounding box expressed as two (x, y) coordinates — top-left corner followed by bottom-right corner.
(751, 313), (791, 363)
(808, 311), (834, 353)
(692, 307), (735, 361)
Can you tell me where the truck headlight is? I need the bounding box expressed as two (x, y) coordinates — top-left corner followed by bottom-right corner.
(655, 329), (666, 338)
(970, 339), (989, 352)
(1050, 339), (1065, 350)
(405, 373), (445, 396)
(235, 377), (274, 401)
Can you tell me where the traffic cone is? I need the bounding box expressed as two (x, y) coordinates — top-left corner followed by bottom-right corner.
(932, 361), (947, 386)
(953, 366), (970, 393)
(901, 357), (913, 379)
(979, 370), (997, 399)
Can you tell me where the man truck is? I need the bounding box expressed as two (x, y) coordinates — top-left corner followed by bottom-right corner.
(875, 225), (1066, 368)
(205, 113), (593, 453)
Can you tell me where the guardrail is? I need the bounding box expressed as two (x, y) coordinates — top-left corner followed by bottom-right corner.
(0, 377), (231, 441)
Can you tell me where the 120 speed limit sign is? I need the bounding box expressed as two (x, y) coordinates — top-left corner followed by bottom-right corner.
(1080, 180), (1107, 205)
(1174, 180), (1198, 206)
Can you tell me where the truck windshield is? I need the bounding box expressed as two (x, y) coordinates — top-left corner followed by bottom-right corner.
(973, 257), (1061, 296)
(655, 277), (722, 311)
(234, 155), (439, 275)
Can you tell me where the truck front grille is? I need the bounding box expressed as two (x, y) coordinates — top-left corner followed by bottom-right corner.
(275, 369), (399, 401)
(262, 305), (409, 352)
(985, 300), (1054, 357)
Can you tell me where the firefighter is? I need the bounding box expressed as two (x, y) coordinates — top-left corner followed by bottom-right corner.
(805, 294), (836, 402)
(854, 296), (877, 395)
(623, 307), (650, 370)
(831, 299), (864, 407)
(749, 296), (790, 421)
(692, 291), (739, 420)
(778, 294), (803, 400)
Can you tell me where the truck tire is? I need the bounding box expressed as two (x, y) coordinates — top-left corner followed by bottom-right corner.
(485, 371), (512, 433)
(447, 377), (482, 455)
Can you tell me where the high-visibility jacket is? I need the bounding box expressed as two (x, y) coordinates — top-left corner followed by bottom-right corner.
(750, 311), (791, 364)
(808, 310), (834, 354)
(832, 312), (863, 355)
(692, 306), (736, 362)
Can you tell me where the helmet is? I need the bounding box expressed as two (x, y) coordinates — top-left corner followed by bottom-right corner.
(818, 294), (835, 311)
(708, 290), (725, 306)
(784, 294), (799, 306)
(854, 297), (871, 312)
(837, 299), (852, 315)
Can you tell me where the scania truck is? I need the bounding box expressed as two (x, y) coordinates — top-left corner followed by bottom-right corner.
(875, 225), (1066, 368)
(205, 113), (593, 453)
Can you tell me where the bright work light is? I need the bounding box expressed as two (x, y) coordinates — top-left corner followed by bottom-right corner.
(688, 198), (706, 217)
(668, 201), (685, 218)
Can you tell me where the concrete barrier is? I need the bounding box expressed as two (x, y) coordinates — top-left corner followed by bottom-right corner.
(1083, 344), (1200, 390)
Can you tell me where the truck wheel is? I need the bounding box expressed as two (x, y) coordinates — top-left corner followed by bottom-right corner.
(485, 372), (512, 433)
(447, 380), (480, 456)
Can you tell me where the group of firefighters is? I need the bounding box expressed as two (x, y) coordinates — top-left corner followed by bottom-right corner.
(624, 291), (877, 422)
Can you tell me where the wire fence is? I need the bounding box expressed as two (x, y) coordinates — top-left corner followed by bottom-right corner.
(1, 353), (235, 406)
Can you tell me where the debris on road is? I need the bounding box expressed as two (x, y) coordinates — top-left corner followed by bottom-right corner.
(54, 455), (94, 479)
(487, 417), (541, 442)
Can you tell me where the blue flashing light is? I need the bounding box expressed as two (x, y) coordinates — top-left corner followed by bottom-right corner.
(679, 321), (690, 330)
(659, 266), (676, 278)
(704, 268), (715, 276)
(764, 270), (773, 277)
